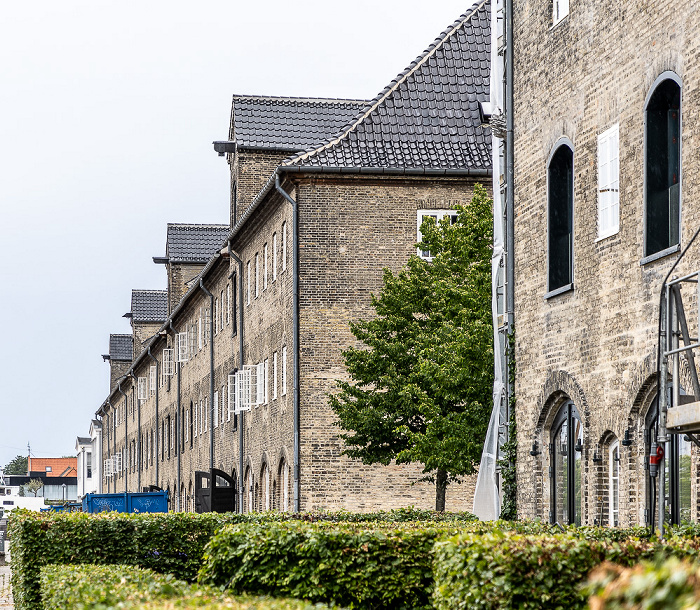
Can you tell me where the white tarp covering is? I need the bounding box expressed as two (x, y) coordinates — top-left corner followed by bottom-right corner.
(473, 0), (506, 521)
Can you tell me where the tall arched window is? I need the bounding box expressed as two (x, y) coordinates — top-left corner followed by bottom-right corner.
(609, 440), (620, 527)
(645, 75), (681, 258)
(646, 393), (691, 524)
(551, 401), (582, 525)
(548, 142), (574, 293)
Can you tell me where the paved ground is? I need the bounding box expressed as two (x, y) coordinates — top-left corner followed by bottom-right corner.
(0, 553), (12, 609)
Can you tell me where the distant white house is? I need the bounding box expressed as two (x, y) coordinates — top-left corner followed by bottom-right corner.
(76, 419), (102, 499)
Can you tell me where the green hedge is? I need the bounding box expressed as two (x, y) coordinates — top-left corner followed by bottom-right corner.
(8, 507), (475, 610)
(430, 530), (700, 610)
(198, 522), (464, 609)
(586, 557), (700, 609)
(40, 563), (334, 610)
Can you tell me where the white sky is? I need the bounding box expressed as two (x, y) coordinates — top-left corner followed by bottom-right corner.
(0, 0), (473, 469)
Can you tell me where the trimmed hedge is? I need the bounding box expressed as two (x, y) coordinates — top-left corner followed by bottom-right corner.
(8, 507), (474, 610)
(430, 530), (700, 610)
(198, 522), (464, 609)
(40, 563), (334, 610)
(586, 557), (700, 609)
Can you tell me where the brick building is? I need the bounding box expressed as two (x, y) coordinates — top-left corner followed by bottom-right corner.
(512, 0), (700, 525)
(93, 2), (492, 513)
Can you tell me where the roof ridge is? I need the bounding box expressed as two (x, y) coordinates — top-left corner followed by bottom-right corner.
(132, 289), (167, 293)
(167, 223), (229, 228)
(283, 0), (488, 168)
(110, 333), (132, 338)
(232, 94), (369, 105)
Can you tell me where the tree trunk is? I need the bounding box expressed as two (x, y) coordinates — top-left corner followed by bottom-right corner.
(435, 468), (448, 511)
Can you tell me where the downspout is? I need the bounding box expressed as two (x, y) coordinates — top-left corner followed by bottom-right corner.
(146, 347), (160, 485)
(107, 399), (113, 493)
(168, 321), (181, 511)
(133, 383), (140, 492)
(275, 173), (301, 512)
(228, 239), (245, 513)
(505, 0), (515, 403)
(200, 278), (215, 475)
(117, 381), (128, 492)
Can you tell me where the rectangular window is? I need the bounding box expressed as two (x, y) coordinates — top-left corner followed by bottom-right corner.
(553, 0), (569, 25)
(194, 401), (198, 438)
(189, 323), (197, 357)
(282, 345), (287, 396)
(170, 417), (174, 451)
(273, 351), (278, 400)
(228, 374), (236, 418)
(204, 397), (208, 432)
(163, 349), (175, 376)
(264, 243), (268, 290)
(198, 311), (203, 349)
(204, 307), (210, 344)
(214, 298), (219, 334)
(598, 124), (620, 239)
(264, 358), (269, 404)
(255, 253), (260, 298)
(548, 145), (574, 293)
(247, 262), (251, 305)
(282, 222), (287, 272)
(273, 233), (278, 281)
(214, 391), (219, 428)
(185, 409), (189, 443)
(257, 362), (265, 405)
(137, 377), (147, 401)
(149, 365), (157, 395)
(232, 275), (237, 335)
(222, 385), (227, 423)
(417, 210), (458, 260)
(177, 332), (189, 362)
(225, 285), (230, 325)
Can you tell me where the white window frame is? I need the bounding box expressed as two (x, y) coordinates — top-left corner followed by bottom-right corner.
(214, 391), (219, 428)
(247, 261), (251, 305)
(609, 440), (620, 527)
(282, 345), (287, 396)
(163, 349), (175, 377)
(255, 253), (260, 298)
(282, 222), (287, 272)
(226, 284), (231, 325)
(204, 397), (208, 432)
(220, 289), (225, 329)
(170, 418), (175, 451)
(264, 243), (268, 290)
(185, 408), (189, 443)
(137, 377), (147, 401)
(272, 233), (278, 281)
(194, 401), (198, 438)
(417, 210), (459, 260)
(553, 0), (569, 25)
(149, 365), (157, 396)
(597, 123), (620, 240)
(264, 358), (269, 404)
(198, 311), (203, 349)
(221, 384), (227, 423)
(256, 362), (265, 406)
(273, 351), (278, 400)
(177, 332), (189, 363)
(214, 298), (219, 334)
(228, 373), (236, 418)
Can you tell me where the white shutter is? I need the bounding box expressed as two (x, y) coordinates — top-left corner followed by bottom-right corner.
(273, 352), (278, 400)
(598, 124), (620, 239)
(104, 459), (113, 477)
(198, 311), (203, 349)
(264, 358), (269, 404)
(177, 332), (189, 362)
(137, 377), (147, 401)
(194, 401), (198, 437)
(273, 233), (278, 280)
(163, 349), (175, 376)
(282, 346), (287, 395)
(149, 365), (157, 395)
(189, 324), (197, 357)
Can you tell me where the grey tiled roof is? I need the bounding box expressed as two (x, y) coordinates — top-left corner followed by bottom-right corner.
(131, 290), (168, 323)
(165, 224), (230, 264)
(232, 96), (369, 152)
(285, 1), (490, 171)
(109, 334), (133, 362)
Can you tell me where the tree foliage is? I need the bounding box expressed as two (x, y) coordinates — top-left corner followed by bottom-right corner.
(25, 479), (43, 497)
(330, 184), (494, 510)
(4, 454), (28, 475)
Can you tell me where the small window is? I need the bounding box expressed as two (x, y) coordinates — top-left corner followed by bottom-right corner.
(609, 440), (620, 527)
(272, 233), (278, 281)
(264, 243), (268, 290)
(553, 0), (569, 25)
(226, 284), (231, 325)
(282, 222), (288, 272)
(45, 466), (52, 472)
(282, 345), (287, 396)
(548, 143), (574, 293)
(247, 261), (251, 305)
(255, 253), (260, 298)
(597, 124), (620, 239)
(273, 351), (278, 400)
(645, 77), (681, 258)
(417, 210), (458, 260)
(214, 391), (219, 428)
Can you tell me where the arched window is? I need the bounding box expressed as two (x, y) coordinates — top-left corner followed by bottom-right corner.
(261, 464), (270, 511)
(551, 401), (582, 525)
(279, 459), (289, 512)
(609, 440), (620, 527)
(548, 142), (574, 293)
(646, 393), (691, 524)
(645, 75), (681, 258)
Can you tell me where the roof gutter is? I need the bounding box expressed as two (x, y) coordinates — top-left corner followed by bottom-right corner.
(275, 173), (301, 513)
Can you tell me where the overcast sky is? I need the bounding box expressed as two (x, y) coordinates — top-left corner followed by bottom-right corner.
(0, 0), (474, 469)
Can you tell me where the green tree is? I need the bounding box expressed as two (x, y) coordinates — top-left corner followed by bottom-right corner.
(25, 478), (43, 497)
(4, 454), (28, 475)
(330, 184), (493, 510)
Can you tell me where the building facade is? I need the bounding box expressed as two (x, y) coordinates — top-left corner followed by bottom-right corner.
(513, 0), (700, 525)
(94, 2), (492, 513)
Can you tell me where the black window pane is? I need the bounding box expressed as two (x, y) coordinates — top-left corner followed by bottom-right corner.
(646, 80), (681, 256)
(548, 146), (574, 291)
